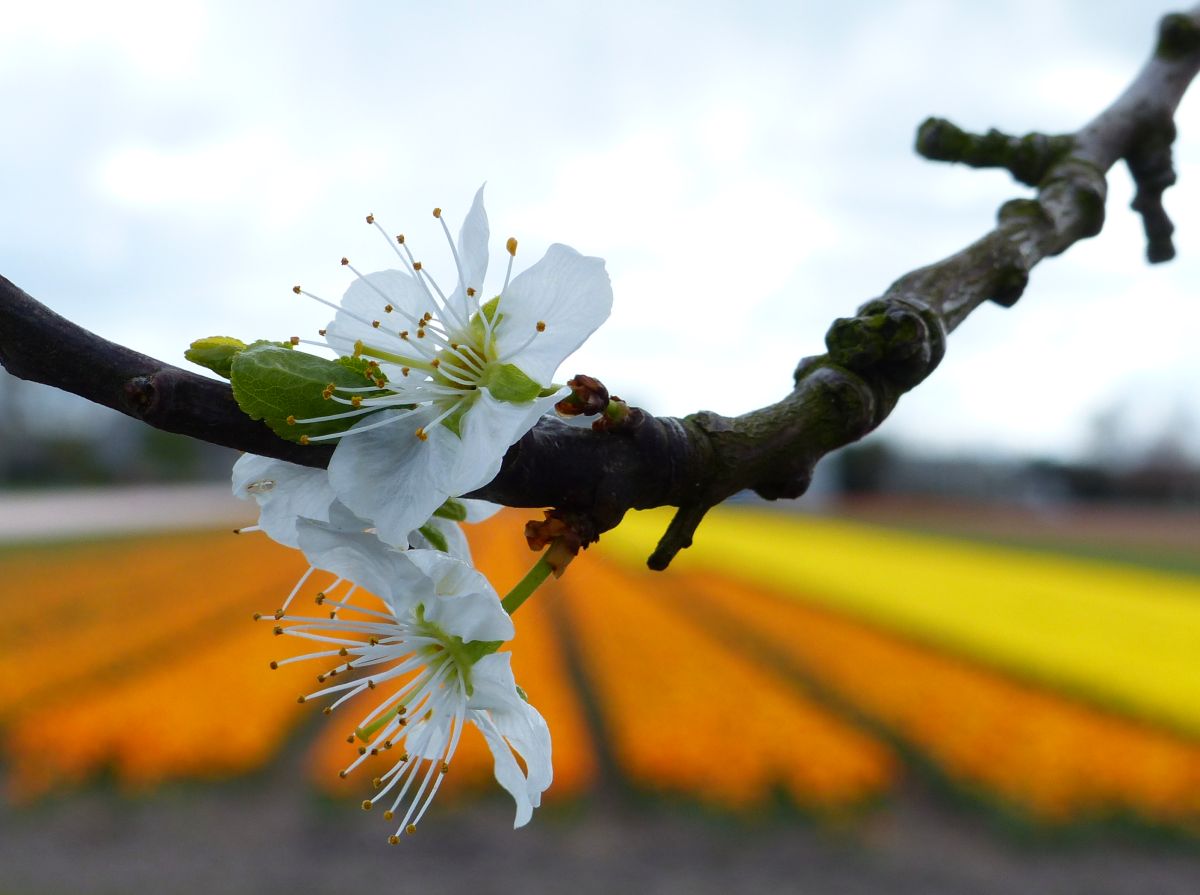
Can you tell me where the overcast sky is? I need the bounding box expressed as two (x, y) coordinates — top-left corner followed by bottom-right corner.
(2, 0), (1197, 462)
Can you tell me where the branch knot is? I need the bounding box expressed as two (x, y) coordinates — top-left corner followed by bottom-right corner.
(825, 296), (946, 393)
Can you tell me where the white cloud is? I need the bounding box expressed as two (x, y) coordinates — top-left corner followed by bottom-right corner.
(0, 1), (208, 80)
(1, 0), (1196, 462)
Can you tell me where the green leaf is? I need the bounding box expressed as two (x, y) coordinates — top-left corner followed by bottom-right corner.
(186, 336), (296, 379)
(186, 336), (247, 378)
(230, 345), (389, 443)
(416, 523), (450, 553)
(484, 363), (543, 403)
(335, 354), (387, 385)
(433, 499), (468, 522)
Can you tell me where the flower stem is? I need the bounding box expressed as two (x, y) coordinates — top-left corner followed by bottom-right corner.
(501, 556), (554, 615)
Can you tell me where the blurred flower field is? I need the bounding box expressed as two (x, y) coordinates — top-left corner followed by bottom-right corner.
(2, 506), (1199, 836)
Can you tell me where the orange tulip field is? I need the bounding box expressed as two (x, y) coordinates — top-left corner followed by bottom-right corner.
(2, 506), (1198, 837)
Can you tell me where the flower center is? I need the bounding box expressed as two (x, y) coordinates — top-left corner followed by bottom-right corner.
(289, 204), (549, 443)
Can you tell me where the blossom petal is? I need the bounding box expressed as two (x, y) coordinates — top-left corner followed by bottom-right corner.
(296, 519), (432, 611)
(459, 498), (502, 523)
(403, 699), (458, 761)
(324, 269), (431, 367)
(448, 184), (489, 326)
(405, 550), (513, 643)
(231, 454), (337, 548)
(327, 499), (372, 533)
(408, 515), (473, 563)
(438, 389), (562, 497)
(469, 653), (553, 826)
(494, 244), (612, 385)
(327, 406), (467, 549)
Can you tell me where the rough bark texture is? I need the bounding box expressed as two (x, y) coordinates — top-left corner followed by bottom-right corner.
(3, 8), (1199, 568)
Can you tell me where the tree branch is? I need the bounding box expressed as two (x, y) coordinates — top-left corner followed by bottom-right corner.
(3, 8), (1199, 568)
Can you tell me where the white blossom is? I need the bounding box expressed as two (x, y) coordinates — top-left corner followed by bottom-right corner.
(232, 453), (498, 563)
(268, 521), (552, 838)
(291, 187), (611, 548)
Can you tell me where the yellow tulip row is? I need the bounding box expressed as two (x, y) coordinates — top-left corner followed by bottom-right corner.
(604, 508), (1200, 739)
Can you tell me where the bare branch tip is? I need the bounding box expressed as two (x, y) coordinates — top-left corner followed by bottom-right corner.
(647, 503), (712, 571)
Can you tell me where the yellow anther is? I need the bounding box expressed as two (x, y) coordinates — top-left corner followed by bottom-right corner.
(369, 637), (380, 646)
(440, 762), (449, 775)
(297, 695), (306, 704)
(384, 810), (395, 820)
(412, 261), (422, 271)
(416, 329), (426, 338)
(432, 207), (442, 218)
(361, 799), (373, 811)
(406, 824), (417, 835)
(506, 237), (518, 256)
(536, 321), (546, 332)
(299, 435), (310, 445)
(397, 706), (407, 715)
(366, 213), (375, 224)
(466, 287), (476, 297)
(353, 339), (364, 356)
(289, 335), (300, 345)
(401, 367), (410, 377)
(388, 835), (399, 845)
(286, 415), (296, 426)
(384, 304), (393, 313)
(383, 740), (393, 750)
(292, 285), (302, 294)
(396, 234), (405, 244)
(399, 330), (409, 339)
(415, 428), (428, 441)
(372, 777), (382, 789)
(351, 396), (363, 408)
(274, 608), (284, 619)
(374, 377), (386, 387)
(372, 320), (380, 328)
(430, 357), (439, 366)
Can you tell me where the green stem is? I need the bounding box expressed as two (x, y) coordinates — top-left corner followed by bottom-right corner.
(501, 556), (554, 615)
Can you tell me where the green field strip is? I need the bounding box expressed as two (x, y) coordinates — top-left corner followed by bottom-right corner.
(602, 508), (1200, 739)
